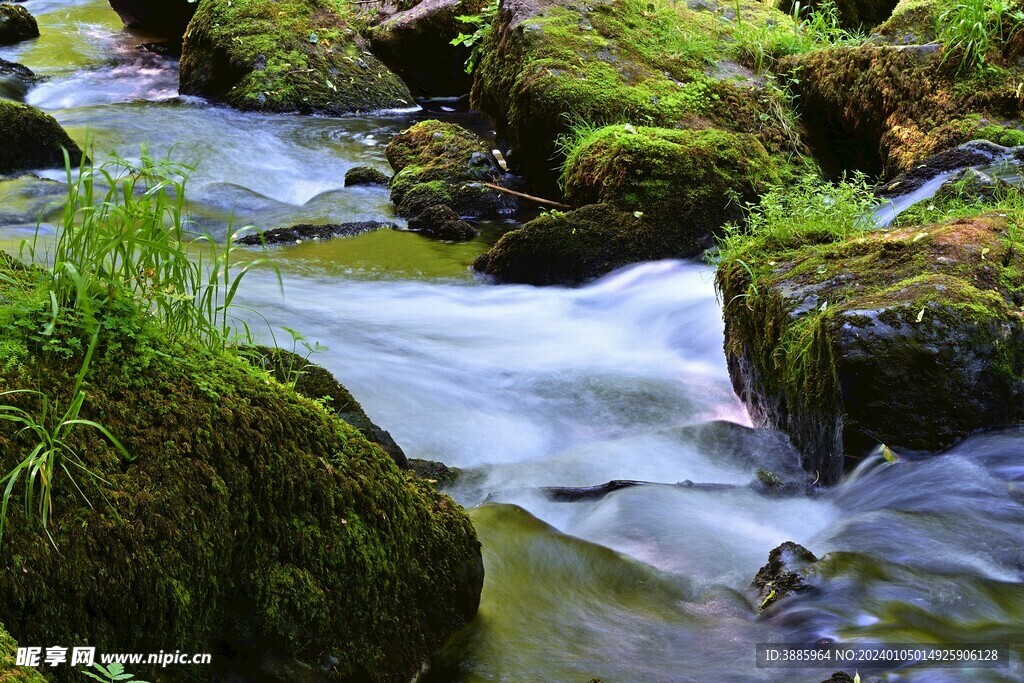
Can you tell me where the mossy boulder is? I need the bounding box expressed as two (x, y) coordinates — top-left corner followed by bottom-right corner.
(471, 0), (804, 195)
(108, 0), (198, 40)
(0, 260), (483, 682)
(179, 0), (414, 115)
(473, 203), (674, 285)
(563, 125), (780, 255)
(0, 623), (45, 683)
(345, 165), (391, 187)
(0, 101), (83, 175)
(717, 214), (1024, 484)
(874, 0), (939, 43)
(369, 0), (490, 96)
(408, 204), (479, 240)
(0, 4), (38, 46)
(780, 43), (1024, 179)
(385, 119), (513, 218)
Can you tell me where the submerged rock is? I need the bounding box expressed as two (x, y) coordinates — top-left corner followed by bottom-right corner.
(0, 259), (483, 683)
(752, 541), (819, 611)
(344, 165), (391, 187)
(369, 0), (490, 96)
(474, 204), (673, 286)
(179, 0), (413, 115)
(0, 58), (39, 102)
(385, 119), (515, 219)
(108, 0), (198, 41)
(0, 3), (38, 46)
(718, 214), (1024, 484)
(407, 204), (478, 241)
(0, 101), (83, 174)
(234, 221), (396, 245)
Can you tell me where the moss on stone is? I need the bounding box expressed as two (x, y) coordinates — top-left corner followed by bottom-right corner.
(179, 0), (413, 115)
(0, 624), (44, 683)
(471, 0), (806, 195)
(345, 165), (391, 187)
(473, 203), (676, 285)
(717, 211), (1024, 483)
(0, 4), (38, 47)
(0, 101), (83, 175)
(781, 44), (1024, 178)
(386, 119), (508, 217)
(563, 124), (780, 254)
(0, 262), (482, 682)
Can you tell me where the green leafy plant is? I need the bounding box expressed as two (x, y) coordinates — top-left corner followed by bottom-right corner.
(729, 0), (862, 72)
(937, 0), (1024, 73)
(83, 662), (150, 683)
(450, 0), (499, 74)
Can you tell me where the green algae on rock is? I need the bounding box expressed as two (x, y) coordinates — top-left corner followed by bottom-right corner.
(563, 125), (780, 256)
(385, 119), (511, 218)
(345, 165), (391, 187)
(0, 4), (38, 47)
(717, 211), (1024, 484)
(470, 0), (805, 195)
(179, 0), (413, 115)
(0, 260), (483, 682)
(474, 203), (674, 285)
(0, 101), (83, 175)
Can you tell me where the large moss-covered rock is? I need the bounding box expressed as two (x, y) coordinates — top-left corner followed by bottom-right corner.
(0, 260), (483, 682)
(0, 4), (38, 46)
(473, 203), (674, 285)
(108, 0), (198, 40)
(781, 39), (1024, 178)
(369, 0), (490, 96)
(0, 101), (83, 175)
(385, 119), (512, 218)
(179, 0), (414, 115)
(717, 213), (1024, 484)
(471, 0), (803, 195)
(563, 125), (780, 256)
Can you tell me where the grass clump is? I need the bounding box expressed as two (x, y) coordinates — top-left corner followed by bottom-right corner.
(731, 0), (864, 72)
(937, 0), (1024, 73)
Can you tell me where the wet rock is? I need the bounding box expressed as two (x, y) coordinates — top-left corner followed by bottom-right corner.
(0, 58), (38, 102)
(0, 101), (83, 174)
(470, 0), (803, 196)
(878, 140), (1016, 198)
(386, 119), (515, 219)
(180, 0), (413, 115)
(234, 221), (396, 245)
(369, 0), (491, 96)
(0, 3), (38, 46)
(344, 165), (391, 187)
(247, 347), (409, 469)
(752, 541), (819, 611)
(474, 204), (674, 286)
(932, 168), (1015, 207)
(108, 0), (197, 41)
(821, 674), (856, 683)
(407, 458), (462, 487)
(560, 124), (780, 260)
(407, 204), (478, 241)
(718, 214), (1024, 484)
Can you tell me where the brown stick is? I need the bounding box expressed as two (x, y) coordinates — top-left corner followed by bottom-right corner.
(482, 182), (571, 210)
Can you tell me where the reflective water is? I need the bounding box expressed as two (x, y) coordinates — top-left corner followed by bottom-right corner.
(1, 3), (1022, 681)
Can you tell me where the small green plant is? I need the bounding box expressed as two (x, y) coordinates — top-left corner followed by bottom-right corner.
(937, 0), (1024, 73)
(279, 326), (324, 390)
(729, 0), (862, 72)
(450, 0), (499, 74)
(83, 662), (150, 683)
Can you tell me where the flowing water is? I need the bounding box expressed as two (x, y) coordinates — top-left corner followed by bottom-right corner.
(2, 3), (1024, 681)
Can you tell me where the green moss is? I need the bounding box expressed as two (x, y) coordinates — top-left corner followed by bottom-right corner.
(473, 203), (676, 285)
(385, 120), (505, 217)
(0, 101), (82, 174)
(0, 261), (482, 682)
(563, 124), (781, 253)
(179, 0), (413, 115)
(875, 0), (939, 41)
(0, 623), (44, 683)
(975, 123), (1024, 147)
(0, 4), (38, 46)
(471, 0), (808, 194)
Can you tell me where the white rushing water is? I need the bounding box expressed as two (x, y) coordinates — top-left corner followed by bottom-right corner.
(3, 1), (1024, 679)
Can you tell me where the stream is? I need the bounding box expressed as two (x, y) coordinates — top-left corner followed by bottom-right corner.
(2, 2), (1023, 681)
